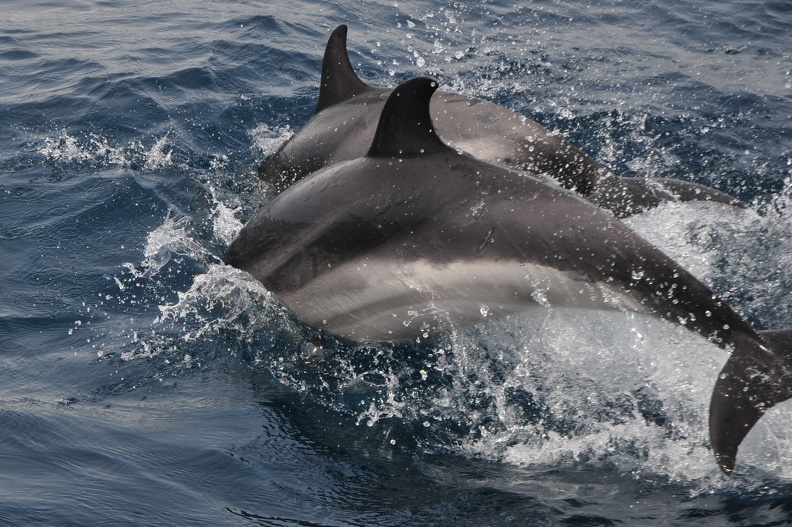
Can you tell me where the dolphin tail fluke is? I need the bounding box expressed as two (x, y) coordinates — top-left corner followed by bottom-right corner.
(710, 329), (792, 474)
(315, 25), (370, 113)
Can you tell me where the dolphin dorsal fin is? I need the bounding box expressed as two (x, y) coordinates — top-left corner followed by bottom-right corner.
(368, 77), (449, 158)
(315, 25), (370, 113)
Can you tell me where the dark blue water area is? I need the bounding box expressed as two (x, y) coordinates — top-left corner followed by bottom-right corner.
(2, 0), (792, 525)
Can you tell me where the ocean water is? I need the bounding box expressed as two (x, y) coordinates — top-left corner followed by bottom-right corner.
(2, 0), (792, 525)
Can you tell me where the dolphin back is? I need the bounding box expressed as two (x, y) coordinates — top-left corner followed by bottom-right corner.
(315, 25), (370, 114)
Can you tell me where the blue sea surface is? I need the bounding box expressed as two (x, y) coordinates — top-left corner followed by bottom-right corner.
(2, 0), (792, 525)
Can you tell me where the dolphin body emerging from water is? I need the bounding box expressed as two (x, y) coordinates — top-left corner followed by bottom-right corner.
(259, 25), (741, 218)
(230, 76), (792, 475)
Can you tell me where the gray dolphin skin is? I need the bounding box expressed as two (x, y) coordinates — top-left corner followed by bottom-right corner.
(258, 25), (742, 218)
(229, 77), (792, 475)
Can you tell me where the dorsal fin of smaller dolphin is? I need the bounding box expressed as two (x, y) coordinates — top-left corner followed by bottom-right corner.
(315, 25), (370, 114)
(368, 77), (449, 158)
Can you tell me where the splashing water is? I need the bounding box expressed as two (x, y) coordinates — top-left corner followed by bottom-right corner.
(37, 130), (174, 170)
(625, 200), (792, 330)
(204, 186), (244, 247)
(143, 135), (174, 171)
(249, 123), (293, 160)
(155, 264), (277, 341)
(135, 214), (215, 277)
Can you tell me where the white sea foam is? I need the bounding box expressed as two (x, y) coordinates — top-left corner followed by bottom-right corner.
(625, 199), (792, 329)
(39, 130), (95, 163)
(206, 185), (243, 247)
(143, 135), (174, 170)
(249, 123), (293, 159)
(155, 263), (278, 341)
(138, 214), (211, 276)
(38, 130), (174, 170)
(451, 309), (724, 479)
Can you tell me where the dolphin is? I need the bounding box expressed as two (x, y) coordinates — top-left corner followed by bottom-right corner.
(258, 25), (742, 218)
(230, 76), (792, 474)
